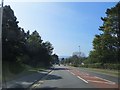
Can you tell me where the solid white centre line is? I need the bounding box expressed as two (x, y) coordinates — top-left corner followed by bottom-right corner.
(77, 76), (88, 83)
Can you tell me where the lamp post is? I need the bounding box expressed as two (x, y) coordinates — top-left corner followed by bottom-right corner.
(78, 46), (80, 58)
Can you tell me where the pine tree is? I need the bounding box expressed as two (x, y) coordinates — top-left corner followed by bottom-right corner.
(91, 2), (120, 64)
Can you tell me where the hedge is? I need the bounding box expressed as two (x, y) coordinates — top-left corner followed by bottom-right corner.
(80, 63), (120, 70)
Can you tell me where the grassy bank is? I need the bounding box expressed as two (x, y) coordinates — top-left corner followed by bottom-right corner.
(2, 61), (48, 82)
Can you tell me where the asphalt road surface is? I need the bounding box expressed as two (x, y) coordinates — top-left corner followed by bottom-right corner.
(31, 65), (119, 89)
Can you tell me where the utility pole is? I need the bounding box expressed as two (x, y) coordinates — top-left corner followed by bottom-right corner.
(0, 0), (4, 89)
(78, 46), (80, 58)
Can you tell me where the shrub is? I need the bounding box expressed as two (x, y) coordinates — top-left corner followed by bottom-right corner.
(80, 63), (120, 70)
(103, 63), (120, 70)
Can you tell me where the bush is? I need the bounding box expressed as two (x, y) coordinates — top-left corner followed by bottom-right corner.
(89, 63), (102, 68)
(103, 63), (120, 70)
(73, 64), (79, 67)
(80, 64), (88, 68)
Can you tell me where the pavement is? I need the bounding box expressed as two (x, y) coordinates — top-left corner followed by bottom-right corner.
(2, 68), (52, 88)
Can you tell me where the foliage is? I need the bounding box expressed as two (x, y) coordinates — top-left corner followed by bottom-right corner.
(51, 54), (59, 64)
(61, 55), (87, 67)
(80, 63), (120, 70)
(2, 5), (55, 72)
(2, 6), (26, 63)
(85, 2), (120, 65)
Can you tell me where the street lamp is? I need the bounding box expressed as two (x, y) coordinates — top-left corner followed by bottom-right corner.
(78, 46), (80, 58)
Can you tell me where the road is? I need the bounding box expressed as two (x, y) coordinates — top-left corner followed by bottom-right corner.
(31, 65), (119, 89)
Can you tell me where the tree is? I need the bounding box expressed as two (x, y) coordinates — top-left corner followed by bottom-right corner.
(42, 41), (53, 55)
(2, 5), (55, 69)
(25, 31), (54, 67)
(51, 54), (59, 64)
(2, 5), (26, 63)
(89, 2), (120, 64)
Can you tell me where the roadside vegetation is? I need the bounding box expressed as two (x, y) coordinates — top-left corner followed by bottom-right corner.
(61, 2), (120, 71)
(81, 68), (119, 77)
(2, 2), (120, 82)
(2, 5), (59, 81)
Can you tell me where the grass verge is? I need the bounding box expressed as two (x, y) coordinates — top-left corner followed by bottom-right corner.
(2, 61), (48, 82)
(79, 67), (119, 77)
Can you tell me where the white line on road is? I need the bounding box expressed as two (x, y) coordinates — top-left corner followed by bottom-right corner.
(94, 76), (116, 84)
(49, 71), (54, 74)
(67, 70), (70, 72)
(77, 76), (88, 83)
(38, 81), (44, 83)
(87, 80), (116, 85)
(36, 83), (41, 87)
(70, 72), (75, 75)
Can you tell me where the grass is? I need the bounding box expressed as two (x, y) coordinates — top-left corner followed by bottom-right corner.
(79, 67), (119, 77)
(24, 64), (48, 72)
(0, 74), (2, 81)
(2, 61), (48, 82)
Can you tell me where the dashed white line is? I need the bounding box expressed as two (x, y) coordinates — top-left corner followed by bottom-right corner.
(77, 76), (88, 83)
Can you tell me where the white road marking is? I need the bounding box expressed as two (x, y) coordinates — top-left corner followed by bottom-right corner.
(32, 84), (38, 88)
(84, 76), (97, 78)
(71, 72), (75, 75)
(87, 80), (116, 85)
(84, 73), (89, 76)
(49, 71), (53, 74)
(35, 84), (39, 87)
(31, 71), (54, 88)
(94, 76), (116, 84)
(32, 80), (44, 88)
(77, 76), (88, 83)
(81, 72), (89, 75)
(38, 81), (44, 83)
(67, 70), (70, 72)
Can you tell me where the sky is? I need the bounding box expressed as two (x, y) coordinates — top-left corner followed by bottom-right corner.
(3, 1), (117, 57)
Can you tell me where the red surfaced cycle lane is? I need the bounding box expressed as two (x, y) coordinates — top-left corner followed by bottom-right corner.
(67, 67), (118, 88)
